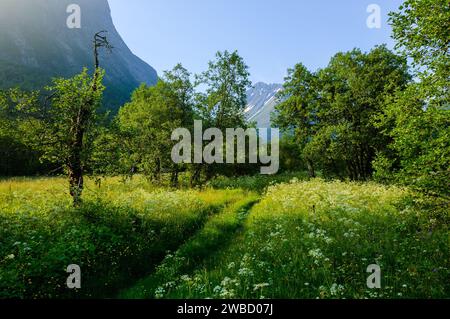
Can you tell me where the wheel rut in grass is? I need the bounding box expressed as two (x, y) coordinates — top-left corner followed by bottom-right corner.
(119, 197), (260, 298)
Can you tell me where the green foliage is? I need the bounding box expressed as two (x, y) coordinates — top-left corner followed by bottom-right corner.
(196, 50), (251, 129)
(0, 89), (48, 176)
(374, 83), (450, 197)
(389, 0), (449, 84)
(278, 135), (306, 172)
(111, 52), (254, 185)
(208, 171), (309, 193)
(191, 50), (253, 181)
(373, 0), (450, 197)
(112, 64), (194, 183)
(275, 46), (410, 180)
(33, 69), (105, 167)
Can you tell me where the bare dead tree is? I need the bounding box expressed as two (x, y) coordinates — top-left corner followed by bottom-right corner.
(68, 31), (113, 206)
(93, 31), (113, 70)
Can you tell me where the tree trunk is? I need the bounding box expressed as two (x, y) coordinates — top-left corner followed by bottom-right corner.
(68, 95), (86, 206)
(190, 165), (202, 187)
(68, 137), (84, 207)
(306, 159), (316, 178)
(170, 168), (179, 188)
(153, 158), (161, 182)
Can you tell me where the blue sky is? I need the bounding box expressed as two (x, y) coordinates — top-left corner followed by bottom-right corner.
(108, 0), (404, 84)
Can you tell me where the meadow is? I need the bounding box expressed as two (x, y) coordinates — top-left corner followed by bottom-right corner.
(0, 175), (448, 299)
(0, 176), (255, 298)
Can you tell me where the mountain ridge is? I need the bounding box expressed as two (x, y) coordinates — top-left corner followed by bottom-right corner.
(245, 82), (283, 128)
(0, 0), (158, 111)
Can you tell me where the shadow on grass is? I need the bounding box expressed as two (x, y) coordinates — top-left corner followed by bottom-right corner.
(0, 198), (227, 299)
(119, 197), (260, 299)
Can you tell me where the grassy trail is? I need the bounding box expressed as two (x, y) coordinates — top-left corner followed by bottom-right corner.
(119, 195), (260, 299)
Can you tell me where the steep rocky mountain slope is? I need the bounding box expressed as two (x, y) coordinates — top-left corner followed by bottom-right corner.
(0, 0), (158, 111)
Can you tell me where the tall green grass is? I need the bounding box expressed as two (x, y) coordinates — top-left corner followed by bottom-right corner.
(150, 179), (449, 299)
(1, 177), (447, 299)
(0, 177), (249, 298)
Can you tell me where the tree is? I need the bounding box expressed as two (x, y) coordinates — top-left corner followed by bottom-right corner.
(25, 32), (111, 205)
(40, 69), (105, 205)
(373, 84), (449, 197)
(389, 0), (449, 88)
(373, 0), (450, 197)
(275, 46), (410, 180)
(194, 50), (252, 183)
(197, 50), (251, 130)
(164, 64), (195, 186)
(116, 64), (194, 186)
(0, 89), (46, 176)
(273, 63), (319, 177)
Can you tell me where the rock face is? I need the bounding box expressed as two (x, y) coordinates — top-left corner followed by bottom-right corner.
(245, 82), (283, 128)
(0, 0), (158, 111)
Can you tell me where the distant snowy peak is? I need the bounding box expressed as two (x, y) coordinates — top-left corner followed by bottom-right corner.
(245, 82), (283, 128)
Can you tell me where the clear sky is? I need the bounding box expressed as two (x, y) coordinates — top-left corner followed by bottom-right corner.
(108, 0), (404, 84)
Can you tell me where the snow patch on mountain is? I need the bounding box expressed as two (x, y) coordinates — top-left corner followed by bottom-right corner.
(245, 82), (283, 128)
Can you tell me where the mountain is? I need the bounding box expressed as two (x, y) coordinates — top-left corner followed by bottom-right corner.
(245, 82), (283, 128)
(0, 0), (158, 112)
